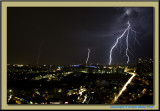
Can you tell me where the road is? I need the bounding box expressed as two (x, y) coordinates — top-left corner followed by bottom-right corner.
(112, 72), (136, 103)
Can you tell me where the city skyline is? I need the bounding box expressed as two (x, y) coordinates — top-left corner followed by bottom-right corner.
(7, 58), (153, 104)
(7, 7), (153, 65)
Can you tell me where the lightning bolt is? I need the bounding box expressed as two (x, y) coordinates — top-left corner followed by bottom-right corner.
(109, 21), (136, 65)
(86, 48), (90, 66)
(126, 26), (130, 64)
(37, 41), (44, 65)
(131, 28), (137, 50)
(37, 46), (41, 65)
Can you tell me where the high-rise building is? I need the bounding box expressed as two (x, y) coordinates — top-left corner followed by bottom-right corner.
(136, 58), (153, 76)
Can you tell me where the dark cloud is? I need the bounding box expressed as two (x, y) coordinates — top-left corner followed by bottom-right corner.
(7, 7), (153, 65)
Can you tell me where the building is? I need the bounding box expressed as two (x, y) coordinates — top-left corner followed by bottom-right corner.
(136, 58), (153, 76)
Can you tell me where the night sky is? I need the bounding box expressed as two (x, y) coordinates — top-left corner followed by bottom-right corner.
(7, 7), (153, 65)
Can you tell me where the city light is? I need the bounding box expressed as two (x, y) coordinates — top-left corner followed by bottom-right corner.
(7, 7), (153, 105)
(112, 72), (136, 103)
(73, 65), (80, 67)
(7, 63), (153, 104)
